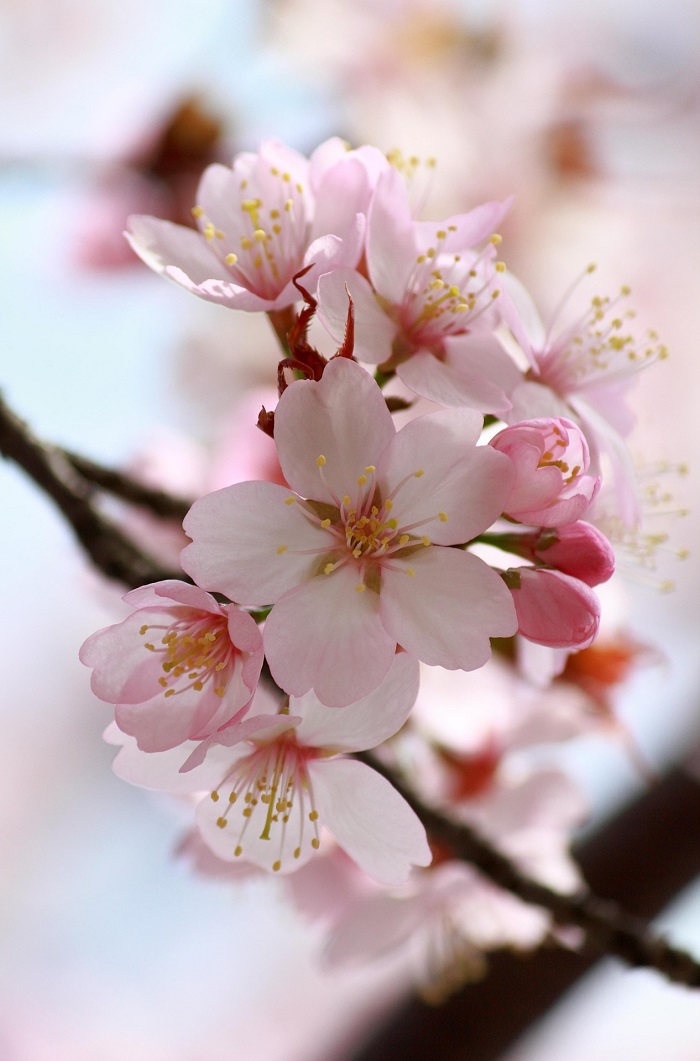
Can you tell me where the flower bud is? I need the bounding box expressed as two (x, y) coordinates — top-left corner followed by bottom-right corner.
(506, 567), (600, 649)
(533, 522), (615, 586)
(490, 417), (599, 526)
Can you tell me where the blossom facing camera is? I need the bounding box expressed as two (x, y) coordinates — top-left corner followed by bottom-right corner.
(182, 358), (518, 708)
(489, 417), (599, 527)
(80, 581), (264, 757)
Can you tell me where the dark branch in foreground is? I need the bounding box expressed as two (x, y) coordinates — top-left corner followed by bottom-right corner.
(357, 750), (700, 988)
(2, 390), (699, 989)
(0, 393), (182, 588)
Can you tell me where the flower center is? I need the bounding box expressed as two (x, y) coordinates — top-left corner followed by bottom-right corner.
(140, 613), (231, 700)
(399, 228), (505, 352)
(191, 165), (310, 300)
(209, 735), (321, 872)
(535, 272), (668, 395)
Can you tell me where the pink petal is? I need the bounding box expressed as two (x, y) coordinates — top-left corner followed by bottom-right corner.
(511, 568), (600, 649)
(182, 481), (333, 606)
(379, 548), (517, 669)
(273, 358), (395, 504)
(396, 339), (517, 414)
(115, 683), (226, 752)
(377, 409), (515, 545)
(325, 890), (424, 965)
(80, 608), (174, 703)
(414, 198), (512, 255)
(264, 563), (397, 708)
(294, 651), (420, 751)
(366, 168), (417, 303)
(108, 725), (235, 793)
(123, 580), (223, 615)
(317, 268), (397, 365)
(309, 758), (431, 885)
(126, 215), (227, 286)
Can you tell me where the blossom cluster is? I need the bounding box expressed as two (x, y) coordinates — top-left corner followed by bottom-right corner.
(81, 136), (663, 997)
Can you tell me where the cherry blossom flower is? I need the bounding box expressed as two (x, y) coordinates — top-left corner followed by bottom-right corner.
(80, 580), (264, 757)
(316, 166), (520, 414)
(108, 653), (431, 885)
(182, 358), (518, 707)
(489, 416), (600, 526)
(501, 270), (668, 525)
(126, 138), (385, 313)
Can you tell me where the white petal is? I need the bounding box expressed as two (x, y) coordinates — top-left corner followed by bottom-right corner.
(310, 758), (431, 885)
(379, 548), (517, 670)
(294, 651), (420, 751)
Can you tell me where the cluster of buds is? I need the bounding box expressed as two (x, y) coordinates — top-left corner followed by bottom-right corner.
(80, 136), (663, 997)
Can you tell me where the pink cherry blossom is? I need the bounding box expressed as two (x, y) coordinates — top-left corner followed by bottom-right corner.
(489, 416), (600, 526)
(502, 271), (668, 525)
(80, 580), (264, 757)
(126, 138), (384, 313)
(316, 166), (520, 414)
(108, 653), (431, 885)
(506, 566), (600, 649)
(182, 358), (518, 707)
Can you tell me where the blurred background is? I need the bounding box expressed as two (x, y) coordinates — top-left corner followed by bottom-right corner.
(1, 0), (700, 1058)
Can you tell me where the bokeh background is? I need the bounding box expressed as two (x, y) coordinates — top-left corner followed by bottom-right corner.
(2, 1), (700, 1058)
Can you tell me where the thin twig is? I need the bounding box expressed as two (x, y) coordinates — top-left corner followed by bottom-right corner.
(2, 390), (699, 988)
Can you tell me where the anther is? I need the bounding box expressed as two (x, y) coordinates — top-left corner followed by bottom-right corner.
(225, 253), (238, 266)
(316, 455), (327, 466)
(277, 545), (287, 554)
(439, 512), (448, 522)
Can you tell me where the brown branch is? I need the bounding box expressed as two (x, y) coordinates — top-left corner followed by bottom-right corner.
(357, 750), (700, 988)
(61, 448), (193, 521)
(2, 391), (699, 989)
(0, 393), (183, 588)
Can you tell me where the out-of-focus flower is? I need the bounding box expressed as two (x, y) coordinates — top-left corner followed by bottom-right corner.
(490, 416), (599, 526)
(80, 580), (263, 759)
(76, 96), (226, 270)
(127, 138), (384, 312)
(182, 358), (517, 707)
(502, 270), (668, 525)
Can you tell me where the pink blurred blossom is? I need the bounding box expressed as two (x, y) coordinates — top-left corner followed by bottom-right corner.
(127, 138), (385, 312)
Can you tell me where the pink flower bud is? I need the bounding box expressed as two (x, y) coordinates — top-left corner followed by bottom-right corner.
(532, 522), (615, 587)
(490, 417), (599, 526)
(506, 567), (600, 649)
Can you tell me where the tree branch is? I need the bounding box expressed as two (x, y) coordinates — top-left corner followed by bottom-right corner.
(357, 750), (700, 988)
(2, 391), (699, 989)
(0, 393), (183, 588)
(61, 448), (192, 521)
